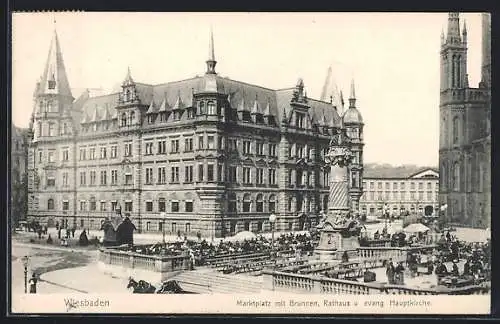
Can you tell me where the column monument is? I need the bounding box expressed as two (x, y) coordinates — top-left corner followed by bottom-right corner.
(315, 127), (362, 260)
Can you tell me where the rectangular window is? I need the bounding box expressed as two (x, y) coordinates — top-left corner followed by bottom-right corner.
(426, 191), (432, 200)
(207, 164), (214, 182)
(171, 139), (179, 153)
(100, 170), (107, 185)
(400, 182), (405, 190)
(295, 112), (305, 128)
(158, 167), (167, 184)
(158, 198), (166, 212)
(110, 145), (117, 158)
(256, 168), (264, 185)
(207, 135), (215, 149)
(218, 165), (223, 182)
(145, 142), (154, 155)
(243, 141), (251, 155)
(296, 145), (304, 158)
(111, 170), (118, 185)
(62, 149), (69, 161)
(80, 201), (86, 211)
(111, 201), (117, 211)
(243, 167), (251, 184)
(90, 200), (96, 211)
(256, 142), (264, 156)
(228, 139), (238, 151)
(38, 150), (43, 163)
(89, 147), (96, 160)
(185, 201), (193, 212)
(378, 182), (382, 190)
(198, 164), (204, 182)
(124, 142), (132, 156)
(171, 201), (179, 212)
(418, 191), (424, 200)
(427, 182), (432, 190)
(268, 143), (277, 157)
(198, 135), (205, 150)
(218, 137), (224, 150)
(184, 137), (193, 152)
(268, 168), (276, 185)
(228, 166), (237, 183)
(171, 166), (180, 183)
(185, 165), (193, 183)
(125, 201), (133, 212)
(125, 173), (133, 185)
(80, 172), (86, 186)
(100, 201), (107, 211)
(411, 182), (415, 190)
(47, 177), (55, 187)
(157, 140), (167, 154)
(90, 170), (96, 185)
(100, 147), (107, 159)
(79, 148), (86, 160)
(48, 151), (55, 163)
(146, 201), (153, 212)
(393, 182), (398, 190)
(385, 182), (390, 190)
(62, 201), (69, 210)
(145, 168), (153, 184)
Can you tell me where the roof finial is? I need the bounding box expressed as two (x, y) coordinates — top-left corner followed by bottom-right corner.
(206, 26), (217, 74)
(349, 79), (356, 108)
(122, 66), (135, 86)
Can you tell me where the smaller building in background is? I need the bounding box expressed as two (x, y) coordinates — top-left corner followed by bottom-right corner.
(360, 168), (439, 218)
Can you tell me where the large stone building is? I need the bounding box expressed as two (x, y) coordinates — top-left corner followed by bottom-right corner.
(360, 168), (439, 217)
(27, 28), (364, 238)
(11, 125), (29, 226)
(439, 13), (491, 228)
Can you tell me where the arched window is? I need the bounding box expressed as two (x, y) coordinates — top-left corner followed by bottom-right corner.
(452, 116), (460, 144)
(121, 113), (127, 127)
(268, 194), (276, 213)
(296, 194), (303, 212)
(323, 195), (328, 212)
(228, 193), (237, 212)
(129, 111), (135, 125)
(451, 55), (456, 87)
(453, 162), (460, 191)
(207, 101), (216, 115)
(47, 198), (54, 210)
(125, 89), (131, 102)
(288, 197), (293, 211)
(198, 101), (205, 114)
(90, 196), (97, 211)
(243, 194), (252, 212)
(256, 194), (264, 212)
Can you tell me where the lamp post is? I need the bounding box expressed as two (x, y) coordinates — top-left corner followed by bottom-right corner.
(21, 255), (29, 294)
(160, 212), (166, 245)
(269, 213), (277, 260)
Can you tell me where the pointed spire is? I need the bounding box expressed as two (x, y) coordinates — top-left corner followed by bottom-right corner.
(206, 27), (217, 74)
(462, 19), (468, 44)
(39, 29), (73, 98)
(340, 90), (345, 108)
(349, 79), (356, 100)
(146, 100), (156, 114)
(91, 106), (100, 122)
(122, 67), (135, 87)
(263, 98), (271, 116)
(158, 97), (170, 112)
(320, 66), (332, 101)
(446, 12), (461, 44)
(281, 106), (288, 124)
(251, 95), (260, 114)
(172, 91), (184, 110)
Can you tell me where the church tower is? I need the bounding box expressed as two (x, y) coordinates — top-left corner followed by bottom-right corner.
(28, 27), (76, 225)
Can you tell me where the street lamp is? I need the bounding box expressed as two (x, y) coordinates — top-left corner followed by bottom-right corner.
(269, 213), (277, 260)
(160, 212), (166, 245)
(21, 255), (29, 294)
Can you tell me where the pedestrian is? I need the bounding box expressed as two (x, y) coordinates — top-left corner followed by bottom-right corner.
(29, 273), (38, 293)
(71, 227), (76, 238)
(386, 258), (395, 284)
(55, 222), (59, 231)
(66, 228), (70, 239)
(57, 228), (61, 240)
(395, 262), (405, 284)
(46, 234), (53, 244)
(37, 228), (42, 240)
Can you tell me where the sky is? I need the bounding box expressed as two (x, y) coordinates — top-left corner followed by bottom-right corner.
(11, 12), (484, 166)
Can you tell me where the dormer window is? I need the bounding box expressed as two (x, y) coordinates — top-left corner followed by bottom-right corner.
(295, 112), (305, 129)
(148, 115), (155, 124)
(129, 111), (135, 125)
(199, 101), (205, 114)
(207, 101), (216, 115)
(187, 108), (195, 119)
(173, 111), (181, 121)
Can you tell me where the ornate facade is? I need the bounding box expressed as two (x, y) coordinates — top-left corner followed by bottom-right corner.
(11, 125), (29, 226)
(27, 29), (364, 237)
(439, 13), (491, 228)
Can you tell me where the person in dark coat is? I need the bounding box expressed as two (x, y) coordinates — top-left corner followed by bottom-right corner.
(71, 226), (76, 238)
(46, 234), (53, 244)
(395, 262), (405, 284)
(66, 228), (71, 239)
(117, 217), (137, 245)
(451, 261), (459, 276)
(342, 251), (349, 263)
(55, 222), (59, 231)
(463, 259), (471, 276)
(386, 259), (395, 284)
(29, 273), (38, 293)
(79, 230), (89, 246)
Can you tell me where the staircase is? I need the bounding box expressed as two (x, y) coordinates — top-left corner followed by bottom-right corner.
(171, 268), (263, 294)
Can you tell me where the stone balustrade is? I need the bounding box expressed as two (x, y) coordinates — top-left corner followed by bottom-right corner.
(262, 270), (487, 295)
(98, 247), (191, 282)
